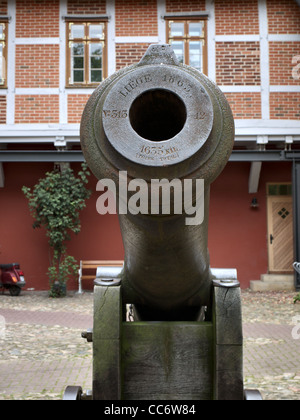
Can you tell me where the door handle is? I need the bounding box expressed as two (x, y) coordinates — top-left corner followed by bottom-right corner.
(270, 234), (274, 244)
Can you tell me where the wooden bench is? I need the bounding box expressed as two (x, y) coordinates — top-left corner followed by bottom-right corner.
(78, 260), (124, 293)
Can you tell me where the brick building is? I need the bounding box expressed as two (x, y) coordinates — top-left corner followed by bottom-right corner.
(0, 0), (299, 291)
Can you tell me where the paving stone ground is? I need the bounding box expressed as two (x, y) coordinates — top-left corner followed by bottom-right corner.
(0, 289), (300, 400)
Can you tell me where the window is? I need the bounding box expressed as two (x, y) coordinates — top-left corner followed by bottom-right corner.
(66, 21), (107, 87)
(166, 19), (207, 75)
(0, 22), (7, 88)
(267, 183), (292, 196)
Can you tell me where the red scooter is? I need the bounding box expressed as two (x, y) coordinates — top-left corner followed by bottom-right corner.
(0, 263), (26, 296)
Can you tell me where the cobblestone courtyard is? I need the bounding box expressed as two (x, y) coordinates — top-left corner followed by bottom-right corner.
(0, 290), (299, 400)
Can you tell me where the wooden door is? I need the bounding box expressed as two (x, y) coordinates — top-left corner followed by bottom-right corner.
(267, 196), (294, 273)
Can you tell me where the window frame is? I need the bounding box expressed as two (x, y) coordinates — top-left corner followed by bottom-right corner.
(166, 17), (208, 75)
(0, 20), (8, 88)
(66, 19), (107, 88)
(267, 183), (293, 197)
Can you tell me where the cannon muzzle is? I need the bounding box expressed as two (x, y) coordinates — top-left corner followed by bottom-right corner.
(80, 44), (235, 320)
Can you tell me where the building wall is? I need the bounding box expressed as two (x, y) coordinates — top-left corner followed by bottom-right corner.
(0, 161), (292, 291)
(15, 44), (60, 89)
(115, 43), (150, 71)
(209, 162), (292, 288)
(115, 0), (158, 36)
(15, 0), (60, 38)
(67, 0), (106, 14)
(0, 0), (299, 124)
(166, 0), (206, 12)
(15, 95), (60, 124)
(215, 0), (260, 35)
(0, 0), (299, 290)
(0, 163), (124, 291)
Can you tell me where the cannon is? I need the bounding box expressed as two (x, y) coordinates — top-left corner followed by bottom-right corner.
(64, 45), (262, 401)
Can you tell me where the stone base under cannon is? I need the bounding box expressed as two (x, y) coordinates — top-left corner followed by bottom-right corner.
(64, 269), (262, 401)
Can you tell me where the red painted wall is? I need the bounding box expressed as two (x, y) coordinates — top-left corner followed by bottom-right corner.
(0, 162), (124, 291)
(0, 162), (51, 290)
(209, 161), (292, 288)
(0, 161), (292, 292)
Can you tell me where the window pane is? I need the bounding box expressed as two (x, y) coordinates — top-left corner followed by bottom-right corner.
(71, 24), (85, 39)
(72, 42), (84, 56)
(89, 43), (102, 83)
(0, 25), (4, 40)
(170, 22), (185, 37)
(74, 70), (84, 82)
(189, 22), (203, 37)
(278, 184), (292, 196)
(170, 40), (184, 64)
(71, 43), (84, 83)
(73, 56), (84, 69)
(189, 41), (202, 71)
(90, 70), (102, 83)
(268, 184), (292, 196)
(89, 24), (104, 39)
(91, 56), (102, 69)
(278, 185), (287, 195)
(90, 43), (102, 56)
(268, 185), (278, 196)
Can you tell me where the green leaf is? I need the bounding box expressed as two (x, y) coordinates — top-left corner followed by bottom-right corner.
(22, 163), (91, 297)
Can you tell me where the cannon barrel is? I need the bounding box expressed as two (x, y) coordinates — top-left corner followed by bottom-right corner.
(80, 45), (235, 320)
